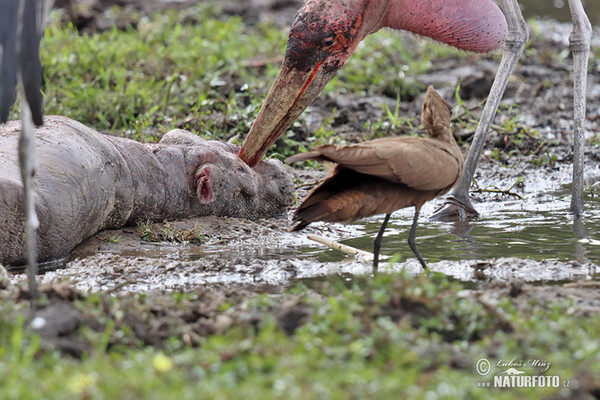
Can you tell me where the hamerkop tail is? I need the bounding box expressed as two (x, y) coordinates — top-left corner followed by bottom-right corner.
(286, 86), (464, 273)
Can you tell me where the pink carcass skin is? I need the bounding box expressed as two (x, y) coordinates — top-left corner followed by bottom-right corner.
(238, 0), (507, 166)
(0, 116), (293, 266)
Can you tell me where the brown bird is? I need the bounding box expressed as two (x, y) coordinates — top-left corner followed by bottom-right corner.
(286, 86), (463, 273)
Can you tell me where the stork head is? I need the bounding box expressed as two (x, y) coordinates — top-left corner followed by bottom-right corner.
(239, 0), (507, 166)
(238, 0), (372, 166)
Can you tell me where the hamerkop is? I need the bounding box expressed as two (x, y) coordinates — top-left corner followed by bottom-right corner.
(286, 86), (464, 273)
(1, 0), (51, 299)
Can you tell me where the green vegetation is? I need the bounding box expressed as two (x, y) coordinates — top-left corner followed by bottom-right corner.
(3, 5), (596, 398)
(1, 273), (598, 398)
(37, 6), (285, 142)
(11, 4), (522, 163)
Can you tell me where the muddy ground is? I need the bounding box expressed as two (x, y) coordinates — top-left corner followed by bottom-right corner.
(2, 0), (600, 347)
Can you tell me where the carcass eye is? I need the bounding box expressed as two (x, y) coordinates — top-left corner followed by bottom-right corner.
(322, 37), (335, 47)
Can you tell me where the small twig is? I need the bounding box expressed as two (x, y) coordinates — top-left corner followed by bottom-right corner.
(107, 279), (137, 294)
(563, 281), (600, 288)
(452, 100), (486, 121)
(307, 235), (375, 261)
(95, 234), (121, 243)
(165, 263), (181, 272)
(533, 143), (546, 156)
(470, 187), (524, 200)
(460, 118), (526, 137)
(294, 181), (320, 190)
(505, 176), (524, 193)
(470, 177), (524, 200)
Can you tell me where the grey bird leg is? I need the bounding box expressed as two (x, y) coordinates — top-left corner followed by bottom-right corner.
(567, 0), (592, 217)
(372, 213), (391, 275)
(432, 0), (528, 220)
(18, 89), (39, 300)
(15, 0), (52, 300)
(408, 206), (427, 270)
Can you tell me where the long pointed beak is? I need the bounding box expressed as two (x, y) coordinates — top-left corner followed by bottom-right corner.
(239, 61), (334, 167)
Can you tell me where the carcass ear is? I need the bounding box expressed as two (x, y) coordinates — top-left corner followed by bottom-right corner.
(195, 166), (214, 204)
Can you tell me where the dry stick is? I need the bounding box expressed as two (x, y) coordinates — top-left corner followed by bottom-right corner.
(294, 181), (320, 190)
(452, 99), (486, 121)
(106, 279), (137, 294)
(470, 176), (524, 200)
(462, 116), (535, 138)
(307, 235), (376, 261)
(470, 187), (524, 200)
(563, 281), (600, 288)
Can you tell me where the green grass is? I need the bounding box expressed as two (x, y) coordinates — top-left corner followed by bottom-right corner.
(35, 6), (287, 141)
(1, 273), (599, 399)
(7, 4), (535, 166)
(12, 5), (503, 156)
(7, 4), (541, 165)
(3, 6), (595, 398)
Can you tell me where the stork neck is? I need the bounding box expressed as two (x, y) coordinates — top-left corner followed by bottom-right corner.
(383, 0), (507, 53)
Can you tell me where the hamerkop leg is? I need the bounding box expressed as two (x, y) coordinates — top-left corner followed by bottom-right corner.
(372, 213), (391, 275)
(408, 206), (427, 270)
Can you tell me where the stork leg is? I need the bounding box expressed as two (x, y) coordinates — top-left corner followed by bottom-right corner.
(17, 0), (49, 301)
(372, 213), (391, 275)
(432, 0), (528, 220)
(18, 90), (39, 301)
(408, 206), (427, 270)
(567, 0), (592, 217)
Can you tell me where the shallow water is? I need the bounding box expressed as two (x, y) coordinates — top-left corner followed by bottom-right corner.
(9, 161), (600, 293)
(41, 190), (600, 290)
(333, 192), (600, 267)
(520, 0), (600, 25)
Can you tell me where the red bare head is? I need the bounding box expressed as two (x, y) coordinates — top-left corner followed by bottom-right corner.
(285, 1), (368, 73)
(239, 0), (507, 166)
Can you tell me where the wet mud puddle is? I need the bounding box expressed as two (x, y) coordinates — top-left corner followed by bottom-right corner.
(8, 165), (600, 293)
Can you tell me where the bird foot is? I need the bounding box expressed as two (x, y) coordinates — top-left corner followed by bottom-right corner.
(430, 196), (479, 221)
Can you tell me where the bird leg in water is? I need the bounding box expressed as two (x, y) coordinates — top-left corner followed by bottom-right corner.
(372, 213), (391, 275)
(434, 0), (591, 220)
(568, 0), (592, 217)
(408, 206), (426, 270)
(432, 0), (528, 221)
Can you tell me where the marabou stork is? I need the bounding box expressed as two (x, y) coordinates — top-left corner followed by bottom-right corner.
(239, 0), (591, 220)
(0, 0), (53, 298)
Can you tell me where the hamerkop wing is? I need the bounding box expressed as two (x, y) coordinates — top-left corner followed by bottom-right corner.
(288, 86), (464, 231)
(287, 87), (463, 192)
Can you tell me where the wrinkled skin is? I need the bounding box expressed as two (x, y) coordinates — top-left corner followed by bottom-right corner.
(0, 116), (293, 265)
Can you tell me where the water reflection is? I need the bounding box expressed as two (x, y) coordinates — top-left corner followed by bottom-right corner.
(571, 216), (589, 263)
(330, 196), (600, 267)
